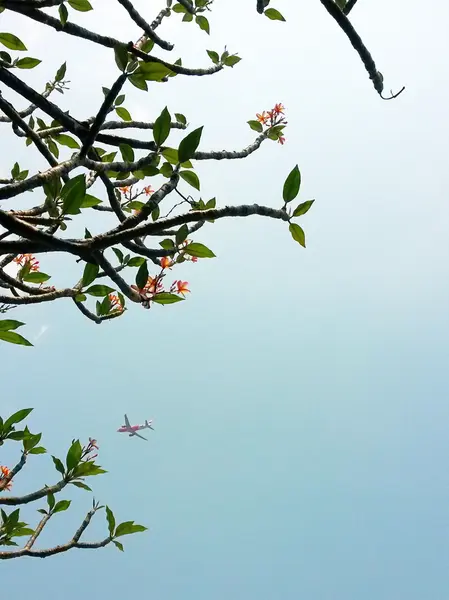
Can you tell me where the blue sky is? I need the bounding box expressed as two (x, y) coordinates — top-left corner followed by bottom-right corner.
(1, 0), (449, 598)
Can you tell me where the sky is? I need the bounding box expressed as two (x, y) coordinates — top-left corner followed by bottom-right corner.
(1, 0), (449, 598)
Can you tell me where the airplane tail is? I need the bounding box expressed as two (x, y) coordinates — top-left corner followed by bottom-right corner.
(145, 419), (154, 430)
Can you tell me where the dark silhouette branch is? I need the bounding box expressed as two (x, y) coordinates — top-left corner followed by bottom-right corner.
(116, 0), (174, 51)
(319, 0), (404, 99)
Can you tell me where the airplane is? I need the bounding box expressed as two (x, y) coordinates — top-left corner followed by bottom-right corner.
(117, 414), (154, 441)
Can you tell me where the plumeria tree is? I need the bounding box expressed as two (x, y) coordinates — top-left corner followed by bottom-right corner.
(0, 0), (404, 347)
(0, 408), (146, 559)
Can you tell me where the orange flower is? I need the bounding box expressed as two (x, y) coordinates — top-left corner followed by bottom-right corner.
(273, 103), (285, 114)
(176, 281), (190, 296)
(108, 294), (124, 313)
(0, 465), (12, 491)
(256, 111), (269, 124)
(278, 136), (286, 145)
(143, 186), (154, 196)
(160, 256), (172, 269)
(119, 186), (130, 194)
(13, 254), (39, 271)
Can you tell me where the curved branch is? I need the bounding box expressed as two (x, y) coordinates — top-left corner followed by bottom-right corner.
(130, 44), (223, 77)
(193, 134), (266, 160)
(116, 0), (173, 51)
(0, 478), (67, 506)
(319, 0), (404, 98)
(0, 288), (77, 305)
(343, 0), (358, 15)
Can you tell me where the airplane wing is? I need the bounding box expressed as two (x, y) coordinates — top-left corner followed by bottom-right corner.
(132, 431), (148, 441)
(124, 414), (131, 428)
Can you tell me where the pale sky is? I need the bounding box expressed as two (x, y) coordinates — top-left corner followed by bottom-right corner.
(1, 1), (449, 598)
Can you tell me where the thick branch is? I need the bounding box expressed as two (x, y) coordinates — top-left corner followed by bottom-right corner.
(193, 134), (266, 160)
(343, 0), (358, 15)
(0, 479), (67, 506)
(319, 0), (404, 99)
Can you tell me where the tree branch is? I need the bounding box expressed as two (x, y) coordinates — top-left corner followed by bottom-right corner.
(0, 478), (67, 506)
(343, 0), (358, 15)
(319, 0), (405, 99)
(116, 0), (173, 51)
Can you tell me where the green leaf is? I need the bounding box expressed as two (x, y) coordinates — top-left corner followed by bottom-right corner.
(61, 174), (86, 215)
(178, 127), (203, 164)
(53, 500), (71, 514)
(113, 540), (124, 551)
(289, 223), (306, 247)
(82, 262), (99, 287)
(23, 432), (42, 452)
(55, 62), (67, 82)
(135, 261), (148, 290)
(138, 62), (173, 82)
(173, 3), (187, 12)
(72, 462), (106, 477)
(115, 94), (125, 106)
(160, 239), (175, 251)
(127, 256), (145, 267)
(75, 294), (86, 302)
(140, 39), (154, 53)
(112, 248), (124, 264)
(160, 147), (192, 168)
(179, 170), (200, 190)
(152, 293), (184, 305)
(224, 55), (241, 68)
(106, 506), (116, 536)
(335, 0), (347, 7)
(153, 106), (171, 146)
(176, 224), (189, 246)
(247, 120), (263, 133)
(66, 440), (82, 471)
(119, 143), (134, 163)
(15, 57), (41, 69)
(0, 320), (25, 331)
(59, 4), (68, 25)
(3, 409), (32, 432)
(184, 242), (216, 258)
(70, 481), (92, 491)
(128, 73), (148, 91)
(28, 446), (46, 454)
(196, 15), (210, 34)
(159, 162), (173, 178)
(206, 50), (219, 64)
(116, 107), (132, 122)
(174, 113), (187, 125)
(13, 527), (34, 537)
(80, 194), (102, 208)
(114, 521), (148, 537)
(282, 165), (301, 203)
(68, 0), (93, 11)
(52, 456), (65, 477)
(264, 8), (286, 21)
(47, 492), (55, 510)
(54, 134), (80, 149)
(22, 272), (51, 284)
(0, 331), (32, 346)
(292, 199), (315, 217)
(0, 33), (27, 51)
(85, 285), (114, 297)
